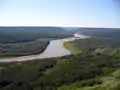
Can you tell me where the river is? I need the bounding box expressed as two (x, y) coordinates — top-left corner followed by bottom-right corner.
(0, 34), (90, 63)
(0, 38), (74, 62)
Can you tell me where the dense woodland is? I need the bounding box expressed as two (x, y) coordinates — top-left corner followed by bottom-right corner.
(0, 27), (72, 43)
(0, 27), (72, 57)
(0, 51), (120, 90)
(0, 40), (49, 57)
(76, 28), (120, 40)
(0, 27), (120, 90)
(0, 37), (120, 90)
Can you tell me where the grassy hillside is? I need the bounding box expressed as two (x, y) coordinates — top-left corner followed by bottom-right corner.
(0, 52), (120, 90)
(63, 37), (120, 55)
(0, 27), (120, 90)
(63, 42), (82, 55)
(0, 37), (120, 90)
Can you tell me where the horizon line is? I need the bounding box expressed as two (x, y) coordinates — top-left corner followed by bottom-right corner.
(0, 26), (119, 29)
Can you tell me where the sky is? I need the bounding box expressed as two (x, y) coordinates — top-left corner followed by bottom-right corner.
(0, 0), (120, 28)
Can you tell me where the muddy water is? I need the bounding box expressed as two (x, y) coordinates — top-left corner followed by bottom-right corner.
(0, 38), (72, 62)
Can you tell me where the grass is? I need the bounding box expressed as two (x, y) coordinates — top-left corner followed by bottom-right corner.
(58, 69), (120, 90)
(63, 41), (82, 55)
(58, 84), (106, 90)
(1, 37), (120, 90)
(100, 69), (120, 90)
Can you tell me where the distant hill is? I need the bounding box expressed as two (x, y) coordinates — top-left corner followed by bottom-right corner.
(75, 28), (120, 40)
(0, 27), (120, 43)
(0, 27), (72, 43)
(64, 27), (120, 40)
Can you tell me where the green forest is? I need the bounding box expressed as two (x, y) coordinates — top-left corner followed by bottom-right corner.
(1, 37), (120, 90)
(0, 27), (120, 90)
(0, 27), (72, 57)
(0, 40), (49, 57)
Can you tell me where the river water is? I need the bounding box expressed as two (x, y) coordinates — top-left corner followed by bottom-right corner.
(0, 34), (90, 63)
(0, 38), (72, 62)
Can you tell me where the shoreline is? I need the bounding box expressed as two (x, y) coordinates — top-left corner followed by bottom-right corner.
(0, 38), (72, 62)
(0, 34), (90, 63)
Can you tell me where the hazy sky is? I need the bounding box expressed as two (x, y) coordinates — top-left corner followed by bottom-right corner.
(0, 0), (120, 28)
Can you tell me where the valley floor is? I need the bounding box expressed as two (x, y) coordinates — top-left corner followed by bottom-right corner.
(1, 37), (120, 90)
(0, 37), (78, 62)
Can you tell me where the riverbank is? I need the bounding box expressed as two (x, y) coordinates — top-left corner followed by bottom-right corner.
(0, 35), (90, 62)
(0, 38), (72, 62)
(0, 40), (49, 58)
(63, 41), (82, 55)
